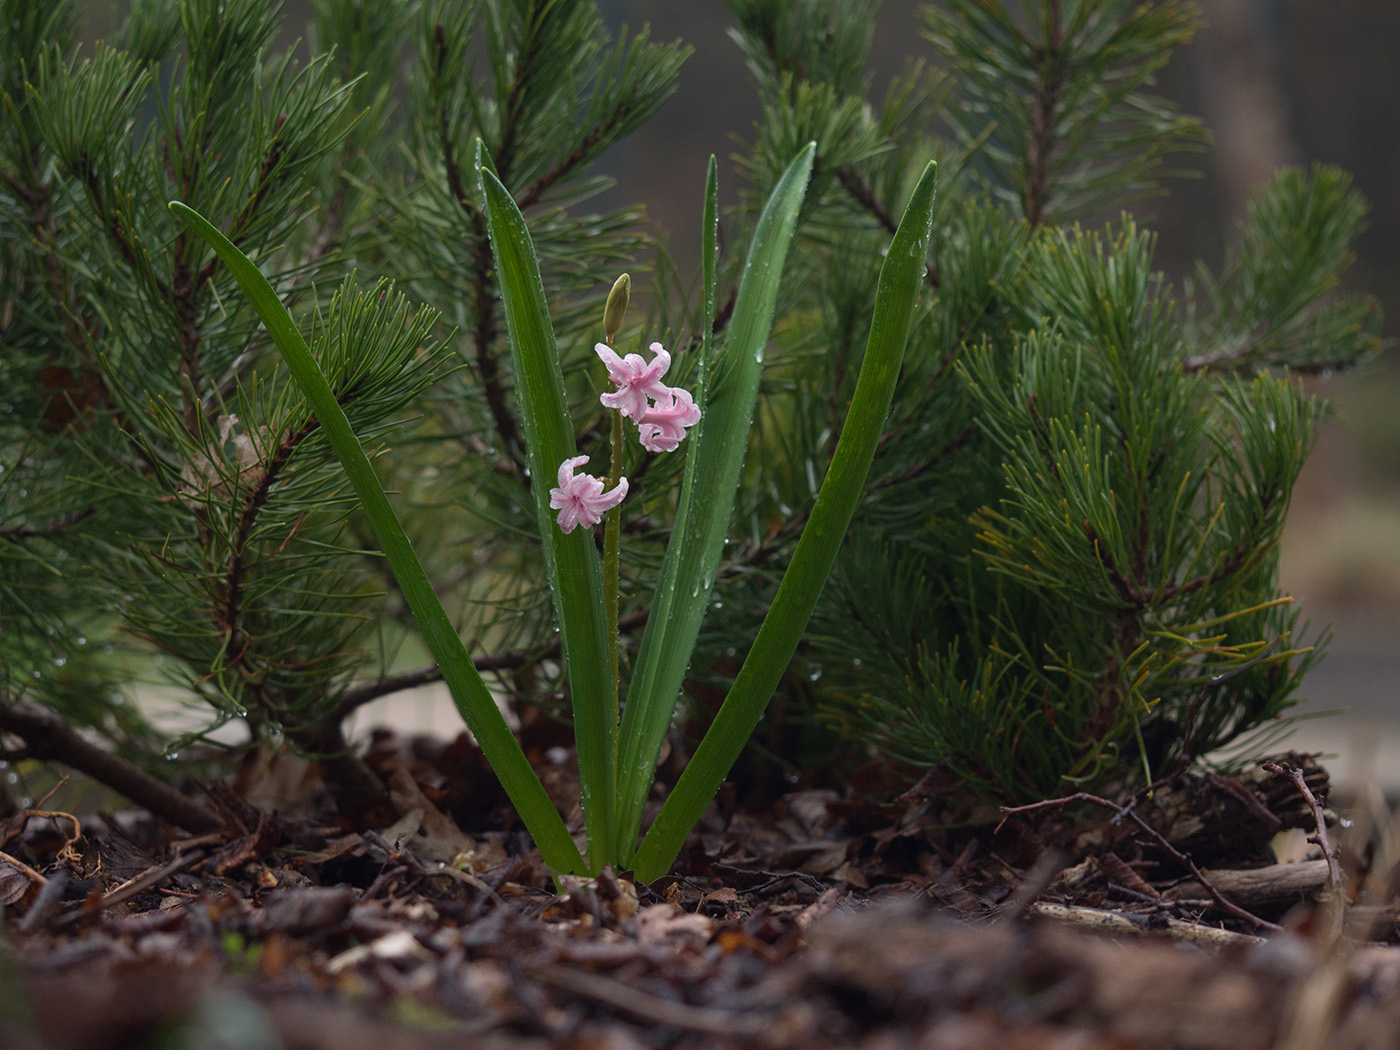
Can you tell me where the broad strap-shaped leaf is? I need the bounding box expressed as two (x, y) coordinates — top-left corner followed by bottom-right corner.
(631, 161), (939, 882)
(476, 163), (617, 873)
(614, 145), (814, 862)
(167, 200), (587, 874)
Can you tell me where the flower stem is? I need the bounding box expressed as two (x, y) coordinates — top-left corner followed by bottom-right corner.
(604, 377), (625, 783)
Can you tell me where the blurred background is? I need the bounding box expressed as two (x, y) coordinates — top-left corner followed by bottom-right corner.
(74, 0), (1400, 790)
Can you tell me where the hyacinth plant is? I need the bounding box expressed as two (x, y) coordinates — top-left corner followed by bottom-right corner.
(169, 149), (938, 880)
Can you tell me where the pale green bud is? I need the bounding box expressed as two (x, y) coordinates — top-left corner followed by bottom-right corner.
(603, 273), (631, 341)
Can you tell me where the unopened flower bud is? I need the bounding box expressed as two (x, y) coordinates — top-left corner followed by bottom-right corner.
(603, 273), (631, 341)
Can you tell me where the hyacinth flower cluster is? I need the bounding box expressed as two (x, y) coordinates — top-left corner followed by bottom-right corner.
(549, 338), (700, 534)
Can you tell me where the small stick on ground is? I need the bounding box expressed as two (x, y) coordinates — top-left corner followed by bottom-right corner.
(997, 847), (1066, 924)
(1263, 759), (1345, 943)
(0, 848), (48, 886)
(1000, 792), (1282, 932)
(1028, 902), (1264, 948)
(53, 848), (208, 931)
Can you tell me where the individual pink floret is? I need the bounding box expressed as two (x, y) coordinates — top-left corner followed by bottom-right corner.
(595, 341), (673, 420)
(636, 387), (702, 453)
(549, 455), (629, 534)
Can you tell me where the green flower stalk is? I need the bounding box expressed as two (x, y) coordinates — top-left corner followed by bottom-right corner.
(170, 146), (938, 878)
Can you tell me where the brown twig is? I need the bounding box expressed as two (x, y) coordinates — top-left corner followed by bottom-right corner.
(0, 849), (49, 887)
(1024, 0), (1066, 228)
(0, 700), (221, 835)
(1000, 792), (1282, 932)
(534, 964), (771, 1036)
(835, 165), (940, 289)
(0, 507), (98, 541)
(53, 848), (208, 931)
(1264, 759), (1345, 941)
(1029, 902), (1263, 948)
(997, 847), (1065, 924)
(330, 607), (652, 722)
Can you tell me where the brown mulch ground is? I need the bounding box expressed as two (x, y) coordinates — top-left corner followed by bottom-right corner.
(2, 738), (1399, 1050)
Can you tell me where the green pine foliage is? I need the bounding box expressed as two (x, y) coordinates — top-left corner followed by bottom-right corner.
(1, 0), (416, 767)
(715, 0), (1385, 801)
(0, 0), (692, 801)
(0, 0), (1386, 824)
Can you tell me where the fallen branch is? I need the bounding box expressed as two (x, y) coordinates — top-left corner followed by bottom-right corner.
(0, 701), (221, 835)
(1164, 860), (1331, 911)
(1029, 902), (1263, 949)
(1001, 792), (1282, 932)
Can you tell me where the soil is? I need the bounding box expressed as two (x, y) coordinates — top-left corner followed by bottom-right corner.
(2, 736), (1398, 1050)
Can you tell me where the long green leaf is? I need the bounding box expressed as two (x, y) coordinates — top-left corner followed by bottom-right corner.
(476, 164), (616, 873)
(167, 200), (586, 874)
(614, 145), (814, 863)
(632, 161), (939, 881)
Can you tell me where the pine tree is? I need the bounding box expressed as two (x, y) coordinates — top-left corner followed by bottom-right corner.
(0, 0), (691, 824)
(715, 0), (1385, 801)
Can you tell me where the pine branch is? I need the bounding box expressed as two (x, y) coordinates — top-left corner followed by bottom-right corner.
(1025, 0), (1065, 228)
(77, 162), (169, 302)
(515, 105), (633, 211)
(330, 607), (652, 722)
(217, 415), (319, 659)
(835, 164), (897, 234)
(494, 3), (550, 187)
(6, 146), (105, 378)
(468, 208), (528, 476)
(170, 259), (208, 435)
(225, 114), (289, 246)
(0, 506), (96, 541)
(431, 22), (526, 479)
(0, 699), (221, 834)
(1183, 342), (1362, 376)
(835, 164), (940, 288)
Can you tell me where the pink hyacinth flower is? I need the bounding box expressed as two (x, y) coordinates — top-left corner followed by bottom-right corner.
(636, 387), (702, 453)
(595, 341), (673, 420)
(549, 455), (629, 534)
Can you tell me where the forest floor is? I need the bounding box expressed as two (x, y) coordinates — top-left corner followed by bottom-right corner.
(2, 732), (1398, 1050)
